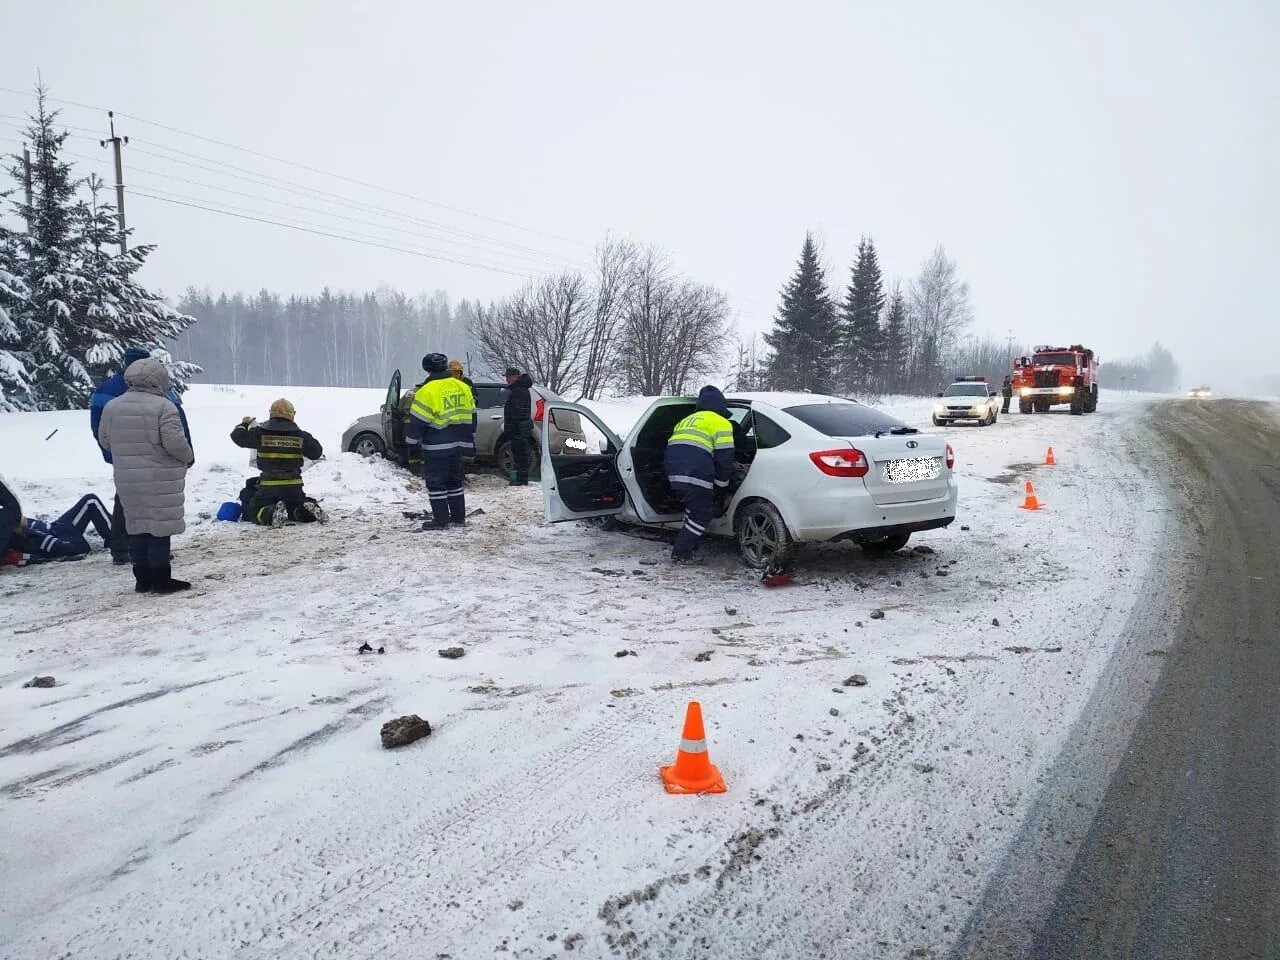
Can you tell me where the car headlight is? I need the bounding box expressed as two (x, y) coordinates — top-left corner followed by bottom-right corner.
(1057, 386), (1074, 395)
(933, 404), (946, 415)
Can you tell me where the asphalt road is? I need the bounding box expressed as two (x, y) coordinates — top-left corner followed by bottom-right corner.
(956, 399), (1280, 960)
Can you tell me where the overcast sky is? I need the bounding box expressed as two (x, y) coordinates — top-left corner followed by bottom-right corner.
(2, 1), (1275, 388)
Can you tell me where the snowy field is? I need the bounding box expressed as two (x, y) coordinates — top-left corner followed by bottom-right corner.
(1, 385), (1171, 959)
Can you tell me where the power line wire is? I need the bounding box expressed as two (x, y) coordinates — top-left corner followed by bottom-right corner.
(129, 189), (544, 279)
(125, 137), (590, 267)
(129, 182), (568, 275)
(0, 84), (589, 248)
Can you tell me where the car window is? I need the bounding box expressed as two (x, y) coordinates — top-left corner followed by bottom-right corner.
(474, 386), (506, 409)
(753, 412), (791, 449)
(784, 402), (908, 437)
(943, 384), (989, 397)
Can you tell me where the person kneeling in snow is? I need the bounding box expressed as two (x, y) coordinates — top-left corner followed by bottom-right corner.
(0, 477), (113, 567)
(231, 398), (326, 527)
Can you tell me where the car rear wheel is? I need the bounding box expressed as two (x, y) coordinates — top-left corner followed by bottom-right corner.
(735, 500), (796, 570)
(349, 432), (385, 458)
(860, 532), (911, 555)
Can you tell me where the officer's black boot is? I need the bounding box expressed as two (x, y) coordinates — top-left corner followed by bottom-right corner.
(133, 565), (153, 594)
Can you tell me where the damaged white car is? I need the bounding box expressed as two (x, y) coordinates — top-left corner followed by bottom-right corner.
(540, 392), (958, 568)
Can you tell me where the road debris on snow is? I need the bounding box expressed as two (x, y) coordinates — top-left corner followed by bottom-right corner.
(21, 676), (56, 688)
(380, 715), (432, 748)
(438, 647), (466, 659)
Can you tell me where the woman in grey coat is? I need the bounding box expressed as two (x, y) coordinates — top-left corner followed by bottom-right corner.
(98, 358), (196, 594)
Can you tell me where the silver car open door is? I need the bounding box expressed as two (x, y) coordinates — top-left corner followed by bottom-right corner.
(540, 401), (628, 522)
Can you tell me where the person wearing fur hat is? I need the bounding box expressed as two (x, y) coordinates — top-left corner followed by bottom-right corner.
(664, 385), (735, 563)
(90, 345), (191, 564)
(447, 359), (473, 390)
(230, 398), (326, 526)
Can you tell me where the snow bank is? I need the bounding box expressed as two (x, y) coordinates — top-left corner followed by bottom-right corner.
(0, 387), (1171, 959)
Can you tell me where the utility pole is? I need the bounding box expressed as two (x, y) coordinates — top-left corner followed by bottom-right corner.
(21, 144), (33, 230)
(1006, 329), (1016, 365)
(100, 111), (129, 255)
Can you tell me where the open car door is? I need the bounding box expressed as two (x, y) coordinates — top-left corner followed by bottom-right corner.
(614, 397), (697, 524)
(540, 401), (628, 522)
(381, 370), (403, 456)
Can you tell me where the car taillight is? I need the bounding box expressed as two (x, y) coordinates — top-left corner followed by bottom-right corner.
(809, 448), (869, 477)
(534, 398), (545, 422)
(945, 443), (954, 469)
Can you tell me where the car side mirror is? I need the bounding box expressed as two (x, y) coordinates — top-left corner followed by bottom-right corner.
(989, 391), (997, 398)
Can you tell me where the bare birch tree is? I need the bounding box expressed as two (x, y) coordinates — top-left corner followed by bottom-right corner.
(577, 235), (637, 400)
(907, 245), (972, 393)
(473, 271), (592, 393)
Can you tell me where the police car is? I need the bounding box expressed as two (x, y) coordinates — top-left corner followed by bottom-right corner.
(932, 376), (1000, 427)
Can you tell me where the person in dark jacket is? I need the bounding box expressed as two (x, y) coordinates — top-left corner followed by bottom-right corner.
(664, 386), (735, 563)
(0, 477), (113, 567)
(90, 345), (191, 564)
(230, 398), (326, 526)
(1001, 374), (1013, 414)
(503, 367), (535, 486)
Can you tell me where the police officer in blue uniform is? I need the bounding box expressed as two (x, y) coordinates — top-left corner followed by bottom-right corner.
(406, 353), (477, 529)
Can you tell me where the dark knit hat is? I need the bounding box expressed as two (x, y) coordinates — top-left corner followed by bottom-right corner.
(422, 353), (448, 373)
(123, 345), (151, 366)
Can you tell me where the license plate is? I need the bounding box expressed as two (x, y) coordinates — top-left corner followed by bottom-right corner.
(884, 458), (940, 484)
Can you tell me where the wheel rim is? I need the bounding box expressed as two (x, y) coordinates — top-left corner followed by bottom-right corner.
(355, 437), (380, 457)
(740, 513), (779, 564)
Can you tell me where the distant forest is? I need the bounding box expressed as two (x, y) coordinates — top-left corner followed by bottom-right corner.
(171, 288), (480, 388)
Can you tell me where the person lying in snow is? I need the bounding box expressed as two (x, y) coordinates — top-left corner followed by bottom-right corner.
(230, 398), (327, 526)
(0, 475), (113, 567)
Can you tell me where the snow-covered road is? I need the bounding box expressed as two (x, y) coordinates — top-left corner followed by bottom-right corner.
(1, 387), (1171, 959)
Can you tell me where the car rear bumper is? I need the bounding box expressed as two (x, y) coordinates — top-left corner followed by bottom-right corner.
(831, 515), (955, 542)
(788, 487), (958, 543)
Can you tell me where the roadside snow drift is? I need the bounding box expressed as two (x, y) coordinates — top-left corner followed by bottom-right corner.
(1, 386), (1170, 959)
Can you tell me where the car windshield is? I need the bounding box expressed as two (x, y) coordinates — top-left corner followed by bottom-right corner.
(943, 384), (988, 397)
(784, 402), (909, 437)
(1034, 352), (1079, 366)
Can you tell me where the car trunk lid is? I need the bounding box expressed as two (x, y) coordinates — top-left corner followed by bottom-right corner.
(834, 434), (951, 505)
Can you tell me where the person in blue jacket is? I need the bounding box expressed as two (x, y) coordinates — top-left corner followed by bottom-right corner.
(90, 346), (192, 563)
(664, 386), (736, 563)
(0, 475), (112, 567)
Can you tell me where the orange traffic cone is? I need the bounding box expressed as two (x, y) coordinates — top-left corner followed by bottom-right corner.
(659, 701), (727, 795)
(1044, 447), (1057, 466)
(1019, 481), (1041, 511)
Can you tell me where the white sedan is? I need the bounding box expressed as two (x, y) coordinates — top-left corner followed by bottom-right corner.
(539, 392), (958, 568)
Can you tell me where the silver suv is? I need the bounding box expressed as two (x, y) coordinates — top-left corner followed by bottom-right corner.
(341, 369), (588, 474)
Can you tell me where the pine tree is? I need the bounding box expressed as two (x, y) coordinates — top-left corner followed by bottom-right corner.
(5, 88), (199, 407)
(880, 285), (909, 394)
(764, 233), (839, 393)
(0, 207), (33, 411)
(8, 86), (97, 409)
(838, 237), (885, 395)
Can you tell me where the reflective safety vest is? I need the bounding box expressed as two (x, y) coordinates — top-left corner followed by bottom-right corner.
(230, 417), (323, 487)
(406, 373), (477, 454)
(665, 409), (735, 489)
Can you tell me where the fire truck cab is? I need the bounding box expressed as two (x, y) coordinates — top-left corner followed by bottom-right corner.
(1012, 344), (1099, 415)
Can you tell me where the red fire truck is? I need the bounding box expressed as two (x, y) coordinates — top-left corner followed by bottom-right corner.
(1011, 345), (1099, 415)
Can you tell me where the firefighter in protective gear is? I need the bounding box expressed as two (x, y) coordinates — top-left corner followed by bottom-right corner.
(1001, 374), (1013, 414)
(231, 398), (326, 526)
(406, 353), (477, 529)
(665, 385), (735, 563)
